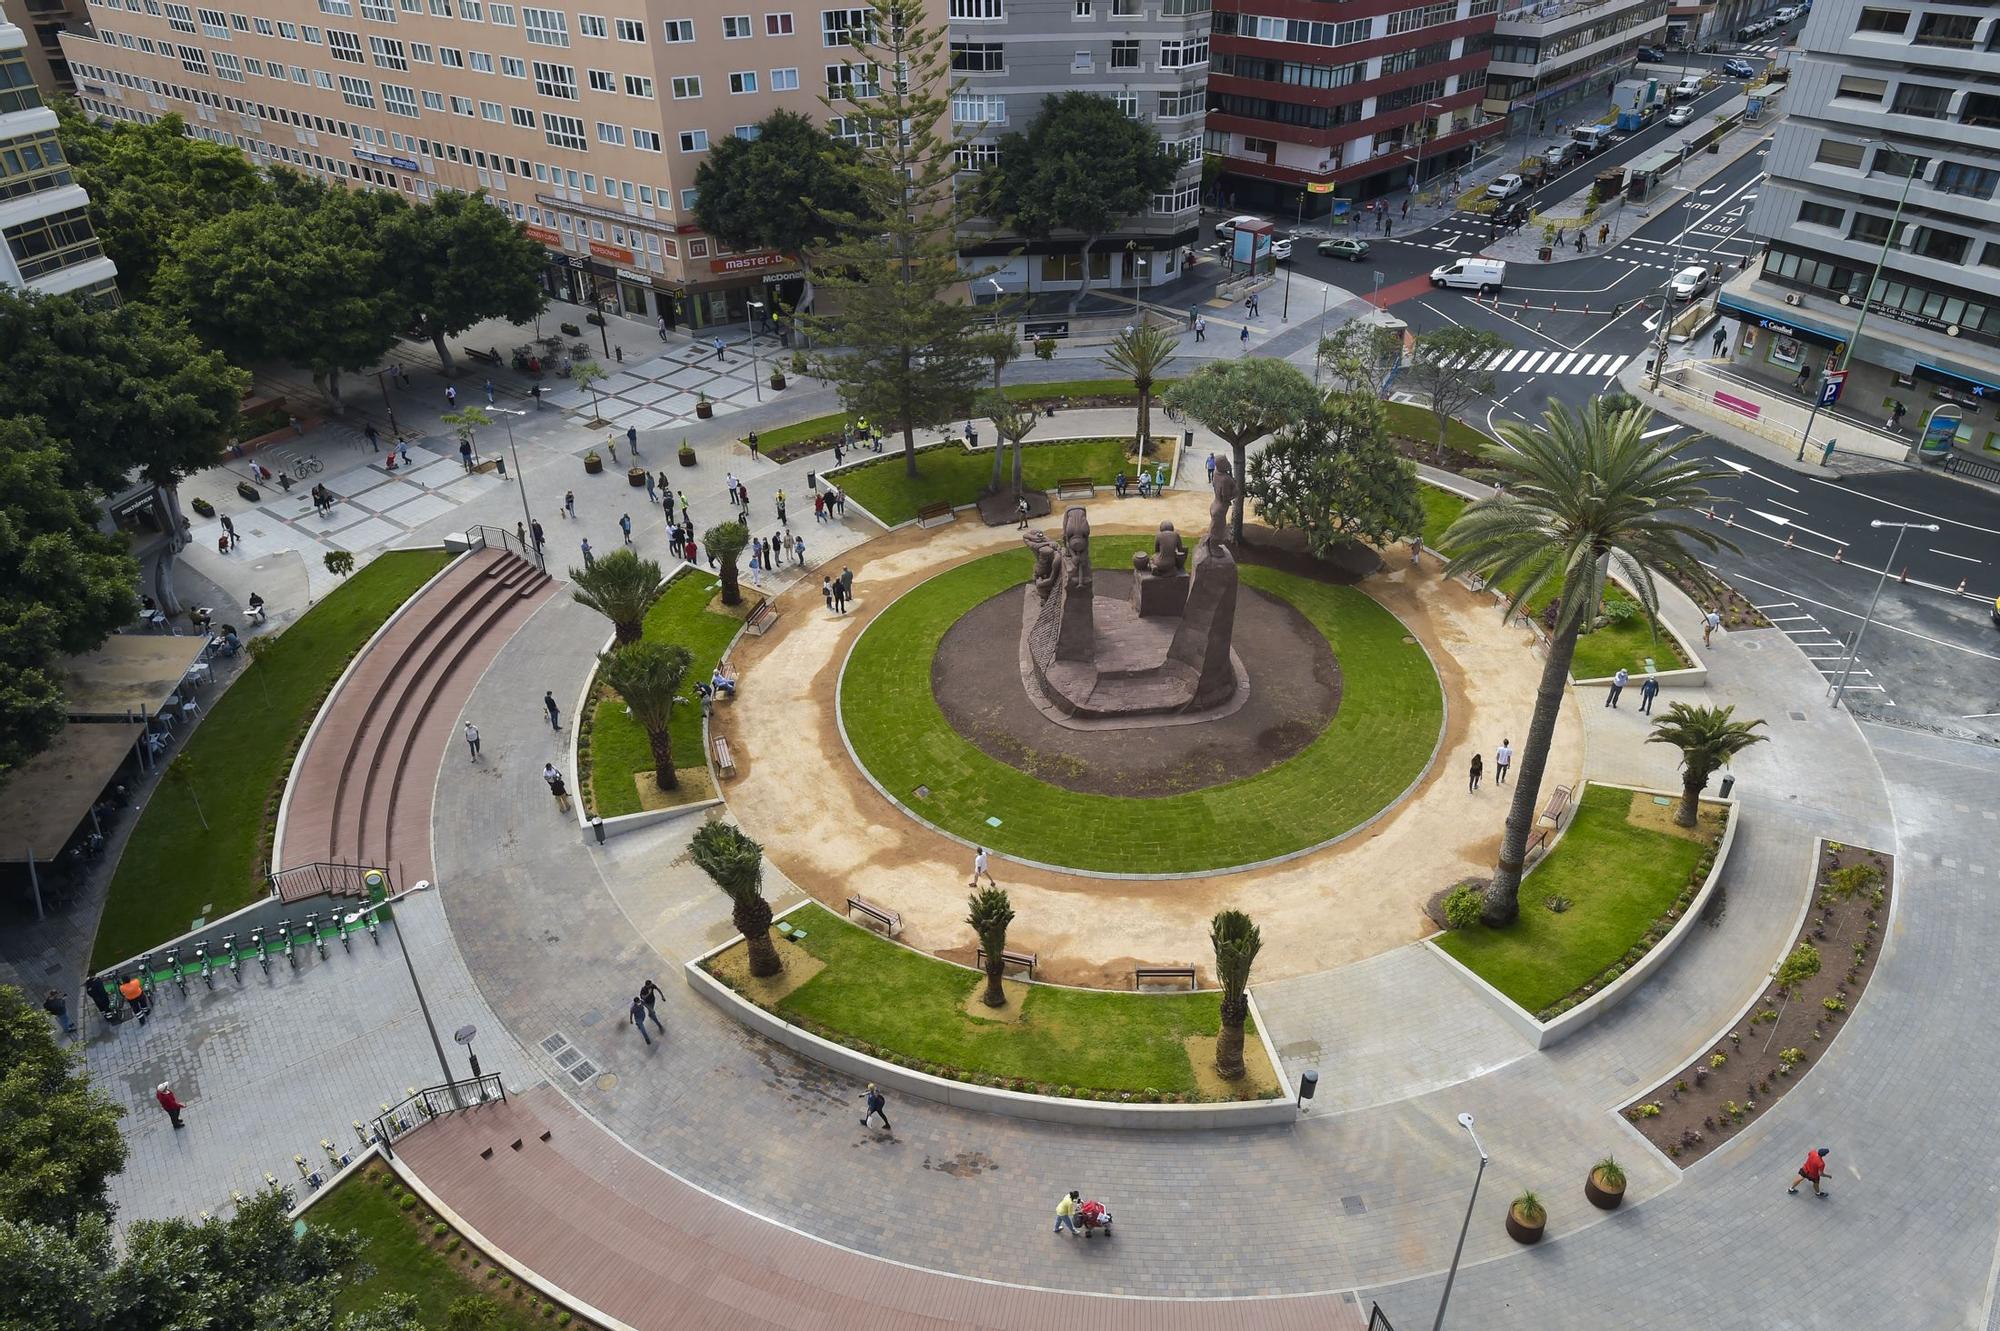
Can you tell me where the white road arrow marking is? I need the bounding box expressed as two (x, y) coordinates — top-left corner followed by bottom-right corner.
(1748, 508), (1847, 545)
(1714, 456), (1799, 493)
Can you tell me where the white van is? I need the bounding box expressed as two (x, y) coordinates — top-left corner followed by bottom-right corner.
(1430, 258), (1507, 293)
(1570, 124), (1617, 156)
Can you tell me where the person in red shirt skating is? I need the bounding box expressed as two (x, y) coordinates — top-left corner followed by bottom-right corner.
(1788, 1146), (1830, 1197)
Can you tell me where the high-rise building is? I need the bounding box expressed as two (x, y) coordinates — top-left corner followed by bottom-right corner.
(1729, 0), (2000, 434)
(57, 1), (933, 330)
(951, 0), (1207, 295)
(5, 0), (91, 95)
(1205, 0), (1507, 217)
(1485, 0), (1667, 140)
(1, 11), (117, 297)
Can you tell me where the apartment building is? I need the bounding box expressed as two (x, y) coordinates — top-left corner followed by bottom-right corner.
(58, 1), (932, 330)
(951, 0), (1208, 295)
(1486, 0), (1666, 138)
(1205, 0), (1507, 216)
(1, 12), (118, 297)
(1730, 0), (2000, 443)
(7, 0), (89, 94)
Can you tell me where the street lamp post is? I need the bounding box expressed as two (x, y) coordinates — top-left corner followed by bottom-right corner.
(1433, 1112), (1489, 1331)
(373, 368), (401, 439)
(1411, 101), (1444, 195)
(490, 407), (540, 567)
(1313, 284), (1333, 387)
(1830, 519), (1937, 709)
(388, 882), (458, 1102)
(1795, 144), (1920, 460)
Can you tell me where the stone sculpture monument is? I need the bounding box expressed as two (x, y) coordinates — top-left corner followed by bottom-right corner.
(1021, 458), (1243, 721)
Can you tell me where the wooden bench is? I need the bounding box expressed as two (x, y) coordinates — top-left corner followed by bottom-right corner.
(1529, 783), (1574, 852)
(1134, 964), (1198, 991)
(916, 500), (955, 528)
(1055, 476), (1096, 498)
(846, 894), (902, 937)
(744, 598), (780, 636)
(711, 736), (736, 778)
(464, 346), (502, 366)
(976, 946), (1038, 980)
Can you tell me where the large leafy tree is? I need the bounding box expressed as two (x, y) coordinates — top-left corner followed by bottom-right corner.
(596, 641), (692, 789)
(802, 0), (988, 477)
(1441, 402), (1729, 924)
(965, 887), (1015, 1008)
(0, 985), (126, 1230)
(1209, 910), (1262, 1080)
(977, 389), (1039, 497)
(160, 177), (405, 410)
(693, 108), (865, 273)
(570, 548), (662, 645)
(1647, 703), (1767, 827)
(1316, 320), (1405, 399)
(1162, 359), (1320, 544)
(0, 419), (142, 778)
(691, 822), (783, 978)
(1245, 390), (1423, 560)
(55, 106), (267, 300)
(979, 92), (1178, 309)
(1401, 327), (1506, 459)
(1101, 323), (1177, 463)
(0, 290), (246, 493)
(381, 189), (548, 376)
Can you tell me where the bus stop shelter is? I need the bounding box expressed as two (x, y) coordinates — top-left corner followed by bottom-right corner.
(0, 721), (148, 918)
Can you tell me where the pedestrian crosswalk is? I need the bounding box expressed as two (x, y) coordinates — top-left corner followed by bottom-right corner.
(1436, 349), (1633, 377)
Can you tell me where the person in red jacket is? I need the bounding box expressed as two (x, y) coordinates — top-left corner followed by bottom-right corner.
(1788, 1146), (1830, 1197)
(155, 1082), (186, 1130)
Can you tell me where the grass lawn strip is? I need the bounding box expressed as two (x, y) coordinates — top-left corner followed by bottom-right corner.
(723, 904), (1275, 1099)
(1419, 484), (1690, 679)
(583, 567), (741, 818)
(91, 550), (452, 969)
(1435, 786), (1717, 1015)
(739, 379), (1176, 458)
(839, 538), (1442, 874)
(832, 437), (1165, 526)
(309, 1160), (563, 1330)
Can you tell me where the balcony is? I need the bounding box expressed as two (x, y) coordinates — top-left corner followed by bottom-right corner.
(1495, 0), (1661, 39)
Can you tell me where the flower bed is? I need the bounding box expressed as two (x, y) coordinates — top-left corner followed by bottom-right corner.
(1625, 839), (1893, 1165)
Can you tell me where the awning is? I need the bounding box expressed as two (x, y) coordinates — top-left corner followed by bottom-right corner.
(61, 633), (210, 721)
(0, 721), (146, 864)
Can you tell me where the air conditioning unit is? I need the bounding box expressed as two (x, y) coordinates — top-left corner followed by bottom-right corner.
(1783, 292), (1802, 306)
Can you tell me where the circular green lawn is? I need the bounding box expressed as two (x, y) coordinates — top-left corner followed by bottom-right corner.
(837, 537), (1444, 876)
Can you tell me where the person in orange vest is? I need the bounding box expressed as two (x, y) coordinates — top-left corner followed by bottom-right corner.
(1788, 1146), (1831, 1197)
(118, 974), (150, 1025)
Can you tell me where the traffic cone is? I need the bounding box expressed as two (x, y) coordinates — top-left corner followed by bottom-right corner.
(1957, 578), (1967, 594)
(1834, 547), (1844, 563)
(1784, 532), (1793, 548)
(1899, 566), (1908, 583)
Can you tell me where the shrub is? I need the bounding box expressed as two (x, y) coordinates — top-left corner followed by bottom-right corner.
(1512, 1189), (1544, 1223)
(1709, 1052), (1727, 1069)
(1773, 942), (1822, 995)
(190, 496), (216, 518)
(1034, 337), (1058, 360)
(1543, 893), (1572, 913)
(399, 1194), (418, 1211)
(1779, 1047), (1806, 1069)
(1825, 863), (1882, 899)
(1443, 884), (1484, 930)
(433, 1221), (448, 1237)
(1593, 1156), (1626, 1188)
(1823, 996), (1845, 1012)
(446, 1237), (461, 1253)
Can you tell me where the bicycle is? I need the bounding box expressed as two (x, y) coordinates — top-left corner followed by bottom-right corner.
(167, 946), (186, 998)
(305, 911), (328, 961)
(223, 933), (241, 985)
(291, 455), (323, 480)
(196, 940), (213, 991)
(279, 918), (298, 971)
(251, 927), (270, 977)
(337, 911), (354, 953)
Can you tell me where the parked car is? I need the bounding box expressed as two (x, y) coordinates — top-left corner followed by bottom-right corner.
(1723, 57), (1757, 77)
(1486, 173), (1526, 200)
(1671, 78), (1703, 101)
(1667, 104), (1696, 126)
(1543, 142), (1575, 170)
(1317, 237), (1371, 261)
(1774, 5), (1804, 20)
(1637, 44), (1666, 62)
(1669, 265), (1713, 300)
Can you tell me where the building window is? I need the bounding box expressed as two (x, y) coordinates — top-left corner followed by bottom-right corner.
(438, 46), (465, 66)
(1385, 2), (1454, 36)
(534, 60), (577, 97)
(1834, 75), (1885, 102)
(382, 82), (418, 115)
(1159, 36), (1207, 68)
(1797, 201), (1843, 227)
(212, 51), (244, 80)
(952, 92), (1004, 124)
(1158, 89), (1202, 117)
(328, 28), (364, 60)
(480, 99), (503, 120)
(1242, 135), (1276, 158)
(1151, 182), (1198, 214)
(615, 18), (644, 41)
(954, 140), (998, 171)
(422, 88), (443, 106)
(679, 129), (708, 150)
(578, 14), (606, 37)
(723, 14), (752, 36)
(1847, 211), (1891, 244)
(633, 127), (660, 149)
(1889, 83), (1949, 118)
(512, 105), (534, 125)
(1074, 0), (1090, 15)
(828, 114), (878, 146)
(197, 6), (228, 36)
(369, 35), (407, 67)
(543, 111), (585, 148)
(950, 41), (1003, 71)
(771, 66), (799, 89)
(1913, 10), (1976, 45)
(624, 73), (653, 96)
(734, 123), (759, 139)
(729, 70), (758, 92)
(501, 54), (525, 75)
(4, 206), (105, 279)
(822, 8), (870, 47)
(1814, 137), (1865, 169)
(1113, 92), (1137, 116)
(825, 61), (877, 96)
(663, 18), (693, 40)
(175, 42), (209, 72)
(522, 7), (568, 45)
(1935, 161), (2000, 198)
(450, 94), (474, 114)
(950, 0), (1003, 18)
(1109, 39), (1137, 68)
(767, 11), (794, 33)
(672, 75), (702, 97)
(337, 74), (375, 106)
(469, 50), (493, 70)
(1911, 227), (1968, 263)
(597, 121), (624, 143)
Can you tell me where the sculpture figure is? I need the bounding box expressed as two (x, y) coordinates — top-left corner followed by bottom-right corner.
(1132, 521), (1186, 576)
(1023, 528), (1060, 598)
(1061, 506), (1093, 591)
(1205, 456), (1237, 552)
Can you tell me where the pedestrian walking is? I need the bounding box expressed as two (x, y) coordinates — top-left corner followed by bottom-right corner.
(1703, 607), (1722, 648)
(1207, 453), (1217, 486)
(397, 363), (411, 389)
(626, 425), (639, 456)
(532, 383), (543, 409)
(1055, 1190), (1081, 1236)
(686, 535), (700, 564)
(364, 422), (380, 451)
(1887, 400), (1907, 432)
(713, 335), (727, 362)
(619, 512), (633, 544)
(220, 514), (237, 547)
(459, 439), (474, 471)
(1015, 496), (1030, 528)
(822, 575), (835, 610)
(776, 493), (788, 525)
(638, 978), (666, 1031)
(1468, 753), (1483, 792)
(1247, 292), (1259, 317)
(156, 1082), (186, 1129)
(118, 974), (149, 1025)
(748, 548), (764, 588)
(1494, 738), (1513, 785)
(84, 974), (112, 1019)
(1638, 673), (1660, 714)
(398, 438), (412, 465)
(1575, 230), (1585, 252)
(580, 537), (595, 568)
(1606, 666), (1628, 708)
(645, 472), (657, 503)
(544, 690), (562, 730)
(833, 488), (846, 517)
(1188, 305), (1198, 329)
(840, 566), (854, 604)
(1789, 1147), (1832, 1197)
(792, 533), (805, 566)
(606, 437), (618, 465)
(832, 577), (848, 614)
(814, 492), (826, 523)
(1401, 198), (1410, 219)
(859, 1083), (891, 1130)
(445, 384), (458, 408)
(1598, 222), (1610, 246)
(657, 314), (668, 340)
(1194, 317), (1207, 342)
(1555, 226), (1565, 247)
(1239, 323), (1250, 348)
(629, 995), (653, 1046)
(1712, 326), (1728, 358)
(464, 722), (481, 760)
(483, 378), (495, 405)
(43, 989), (74, 1035)
(290, 415), (305, 437)
(971, 846), (996, 888)
(543, 762), (572, 811)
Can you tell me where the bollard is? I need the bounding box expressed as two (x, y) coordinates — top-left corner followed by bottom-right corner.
(1298, 1068), (1320, 1110)
(592, 816), (606, 844)
(1719, 775), (1735, 799)
(494, 453), (506, 477)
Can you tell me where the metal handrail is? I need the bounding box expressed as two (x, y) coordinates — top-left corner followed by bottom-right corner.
(372, 1072), (507, 1154)
(465, 523), (537, 566)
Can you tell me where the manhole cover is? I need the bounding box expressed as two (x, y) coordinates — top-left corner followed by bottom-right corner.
(1342, 1195), (1367, 1216)
(597, 1074), (618, 1091)
(1789, 710), (1806, 720)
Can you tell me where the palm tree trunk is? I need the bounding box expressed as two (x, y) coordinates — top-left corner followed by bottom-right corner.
(615, 618), (643, 646)
(1484, 618), (1582, 926)
(1678, 768), (1707, 828)
(647, 726), (678, 790)
(982, 957), (1006, 1007)
(719, 554), (741, 606)
(1229, 441), (1248, 544)
(1135, 388), (1151, 463)
(902, 422), (918, 478)
(735, 896), (782, 977)
(1215, 993), (1248, 1079)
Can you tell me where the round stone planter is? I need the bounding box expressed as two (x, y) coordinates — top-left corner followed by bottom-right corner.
(1506, 1202), (1546, 1244)
(678, 448), (697, 468)
(627, 467), (648, 487)
(583, 454), (603, 475)
(1584, 1168), (1625, 1211)
(695, 401), (714, 419)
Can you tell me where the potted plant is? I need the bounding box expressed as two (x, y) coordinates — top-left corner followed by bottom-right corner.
(236, 481), (261, 502)
(1506, 1190), (1545, 1244)
(769, 368), (786, 391)
(560, 320), (581, 336)
(583, 449), (603, 475)
(790, 350), (808, 377)
(190, 496), (216, 518)
(1585, 1156), (1626, 1210)
(626, 465), (647, 487)
(678, 439), (697, 467)
(695, 391), (713, 420)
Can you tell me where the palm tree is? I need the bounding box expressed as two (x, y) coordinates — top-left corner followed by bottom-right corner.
(691, 821), (782, 977)
(1209, 909), (1262, 1080)
(1441, 401), (1732, 925)
(965, 887), (1016, 1008)
(705, 520), (750, 606)
(570, 548), (662, 645)
(978, 389), (1040, 497)
(594, 641), (691, 789)
(167, 754), (207, 830)
(1101, 322), (1176, 465)
(1646, 702), (1766, 827)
